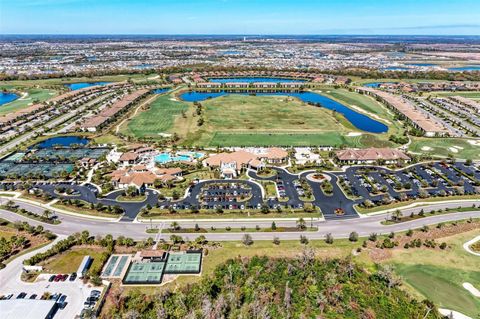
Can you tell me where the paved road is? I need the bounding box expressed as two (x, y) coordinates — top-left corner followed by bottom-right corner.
(0, 236), (97, 319)
(1, 198), (479, 241)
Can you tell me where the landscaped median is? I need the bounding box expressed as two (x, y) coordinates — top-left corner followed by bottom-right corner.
(52, 199), (124, 219)
(355, 195), (480, 215)
(381, 206), (480, 225)
(138, 205), (322, 220)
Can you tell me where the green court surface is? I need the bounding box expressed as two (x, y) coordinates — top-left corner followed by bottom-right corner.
(123, 262), (165, 284)
(164, 252), (202, 273)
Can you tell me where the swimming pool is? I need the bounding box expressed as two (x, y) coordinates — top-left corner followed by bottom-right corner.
(154, 152), (205, 164)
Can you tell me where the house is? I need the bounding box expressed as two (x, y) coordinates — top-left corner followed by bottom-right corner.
(119, 152), (139, 165)
(257, 147), (289, 164)
(203, 148), (287, 178)
(110, 169), (157, 190)
(204, 150), (258, 178)
(335, 148), (410, 165)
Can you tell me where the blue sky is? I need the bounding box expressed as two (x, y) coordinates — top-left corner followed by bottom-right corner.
(1, 0), (480, 35)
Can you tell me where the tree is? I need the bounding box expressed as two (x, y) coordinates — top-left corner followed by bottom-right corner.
(300, 235), (309, 245)
(170, 221), (181, 231)
(170, 235), (183, 244)
(368, 233), (378, 242)
(348, 232), (358, 242)
(325, 233), (334, 244)
(271, 221), (277, 230)
(242, 234), (253, 246)
(296, 218), (306, 230)
(42, 210), (52, 219)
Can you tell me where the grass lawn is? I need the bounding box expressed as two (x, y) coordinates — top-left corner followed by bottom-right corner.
(384, 230), (480, 317)
(40, 247), (107, 274)
(429, 91), (480, 99)
(52, 202), (121, 218)
(116, 195), (147, 202)
(409, 137), (480, 160)
(141, 209), (321, 220)
(121, 94), (190, 138)
(260, 180), (277, 198)
(0, 88), (58, 115)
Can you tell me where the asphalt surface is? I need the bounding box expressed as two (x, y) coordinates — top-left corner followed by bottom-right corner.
(1, 198), (479, 241)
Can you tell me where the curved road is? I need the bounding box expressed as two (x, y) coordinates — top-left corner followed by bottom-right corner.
(1, 197), (479, 241)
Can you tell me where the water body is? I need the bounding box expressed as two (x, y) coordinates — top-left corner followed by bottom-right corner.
(152, 88), (170, 94)
(0, 92), (18, 106)
(133, 64), (154, 69)
(363, 82), (397, 88)
(180, 91), (388, 133)
(34, 136), (90, 148)
(448, 66), (480, 71)
(209, 77), (307, 83)
(407, 63), (437, 67)
(65, 82), (111, 91)
(382, 67), (410, 71)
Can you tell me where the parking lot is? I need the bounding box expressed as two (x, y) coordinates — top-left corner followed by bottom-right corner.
(0, 238), (103, 319)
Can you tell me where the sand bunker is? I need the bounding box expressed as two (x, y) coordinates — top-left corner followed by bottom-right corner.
(439, 309), (472, 319)
(347, 132), (362, 137)
(467, 140), (480, 146)
(421, 146), (433, 151)
(463, 282), (480, 297)
(448, 147), (459, 153)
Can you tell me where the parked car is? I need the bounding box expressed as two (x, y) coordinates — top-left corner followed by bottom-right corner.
(29, 294), (37, 299)
(69, 272), (77, 281)
(48, 275), (56, 282)
(16, 292), (27, 299)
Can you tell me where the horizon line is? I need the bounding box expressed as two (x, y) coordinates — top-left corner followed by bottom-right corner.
(2, 33), (480, 37)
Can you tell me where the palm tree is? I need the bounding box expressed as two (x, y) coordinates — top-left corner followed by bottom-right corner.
(42, 210), (52, 219)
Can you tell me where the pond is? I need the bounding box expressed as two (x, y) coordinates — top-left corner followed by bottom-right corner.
(179, 91), (388, 133)
(65, 82), (111, 91)
(152, 88), (170, 94)
(34, 136), (90, 148)
(209, 77), (307, 83)
(363, 82), (397, 88)
(0, 92), (18, 106)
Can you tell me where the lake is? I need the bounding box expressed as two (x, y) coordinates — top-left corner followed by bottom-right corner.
(0, 92), (18, 106)
(34, 136), (90, 148)
(65, 82), (111, 91)
(209, 77), (307, 83)
(448, 66), (480, 71)
(179, 91), (388, 133)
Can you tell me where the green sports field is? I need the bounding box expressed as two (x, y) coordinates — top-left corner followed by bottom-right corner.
(123, 90), (396, 147)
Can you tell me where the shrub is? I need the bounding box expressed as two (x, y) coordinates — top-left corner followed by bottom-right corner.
(325, 233), (334, 244)
(348, 232), (358, 242)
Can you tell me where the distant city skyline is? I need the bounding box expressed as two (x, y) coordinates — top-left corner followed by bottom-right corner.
(1, 0), (480, 35)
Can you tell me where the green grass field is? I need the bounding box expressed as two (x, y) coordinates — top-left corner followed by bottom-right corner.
(0, 88), (57, 115)
(384, 230), (480, 317)
(121, 94), (190, 138)
(394, 265), (479, 316)
(124, 91), (396, 147)
(430, 91), (480, 99)
(409, 137), (480, 160)
(40, 247), (106, 273)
